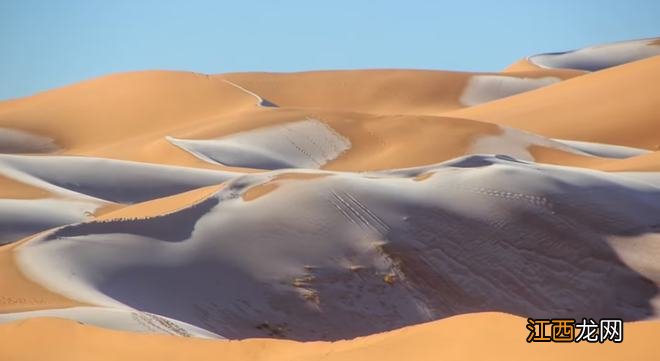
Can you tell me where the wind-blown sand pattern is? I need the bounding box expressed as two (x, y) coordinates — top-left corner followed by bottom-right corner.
(1, 37), (660, 359)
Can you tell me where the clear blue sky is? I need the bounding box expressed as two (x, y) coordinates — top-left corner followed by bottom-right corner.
(1, 0), (659, 100)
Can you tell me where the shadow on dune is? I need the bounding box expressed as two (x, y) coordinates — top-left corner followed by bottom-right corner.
(384, 204), (658, 323)
(32, 159), (660, 341)
(49, 197), (219, 243)
(91, 193), (659, 341)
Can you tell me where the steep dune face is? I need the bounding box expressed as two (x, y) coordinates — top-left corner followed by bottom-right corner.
(15, 157), (660, 340)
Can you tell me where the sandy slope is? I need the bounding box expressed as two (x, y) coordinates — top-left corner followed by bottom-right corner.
(0, 68), (579, 171)
(597, 151), (660, 172)
(220, 68), (578, 115)
(1, 313), (659, 361)
(0, 71), (258, 169)
(449, 55), (660, 149)
(0, 241), (83, 313)
(0, 175), (50, 199)
(0, 307), (221, 338)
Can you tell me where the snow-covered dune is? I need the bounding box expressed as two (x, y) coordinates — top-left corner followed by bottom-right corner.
(0, 128), (59, 154)
(469, 125), (647, 161)
(551, 139), (650, 159)
(16, 156), (660, 340)
(0, 154), (238, 203)
(0, 198), (99, 245)
(167, 118), (350, 169)
(529, 38), (660, 71)
(0, 154), (239, 244)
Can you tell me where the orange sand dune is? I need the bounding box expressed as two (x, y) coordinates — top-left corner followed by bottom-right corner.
(502, 58), (588, 74)
(596, 150), (660, 172)
(0, 187), (229, 314)
(220, 68), (580, 115)
(449, 56), (660, 149)
(1, 313), (658, 361)
(529, 146), (660, 172)
(0, 71), (257, 168)
(0, 68), (580, 171)
(96, 184), (223, 221)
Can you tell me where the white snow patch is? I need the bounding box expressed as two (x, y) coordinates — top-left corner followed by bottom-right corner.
(470, 126), (586, 161)
(167, 118), (351, 170)
(459, 75), (560, 106)
(0, 154), (239, 203)
(615, 173), (660, 188)
(0, 128), (59, 153)
(471, 127), (650, 161)
(529, 38), (660, 71)
(0, 198), (99, 245)
(551, 139), (650, 159)
(0, 307), (223, 338)
(222, 79), (277, 107)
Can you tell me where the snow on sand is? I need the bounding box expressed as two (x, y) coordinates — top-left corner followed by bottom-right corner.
(15, 155), (660, 340)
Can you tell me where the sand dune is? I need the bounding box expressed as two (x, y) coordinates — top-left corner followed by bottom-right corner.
(550, 139), (650, 159)
(220, 68), (579, 115)
(597, 151), (660, 172)
(12, 157), (660, 340)
(0, 241), (83, 313)
(0, 307), (222, 338)
(2, 313), (660, 361)
(0, 175), (51, 199)
(0, 154), (237, 203)
(0, 198), (98, 245)
(459, 75), (560, 106)
(167, 118), (351, 169)
(449, 55), (660, 149)
(2, 36), (660, 359)
(528, 38), (660, 71)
